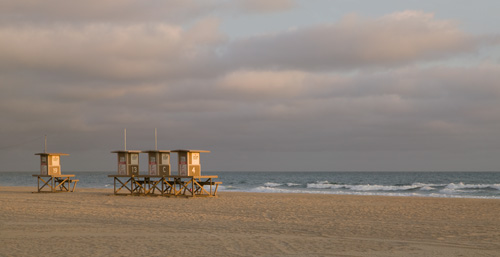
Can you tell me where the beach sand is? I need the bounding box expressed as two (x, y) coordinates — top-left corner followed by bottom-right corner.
(1, 187), (499, 257)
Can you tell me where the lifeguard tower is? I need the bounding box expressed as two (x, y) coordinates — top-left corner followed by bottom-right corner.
(142, 150), (171, 176)
(33, 136), (78, 192)
(35, 152), (68, 175)
(171, 149), (210, 176)
(111, 150), (141, 175)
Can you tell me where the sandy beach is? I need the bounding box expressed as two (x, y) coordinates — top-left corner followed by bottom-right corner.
(0, 187), (499, 257)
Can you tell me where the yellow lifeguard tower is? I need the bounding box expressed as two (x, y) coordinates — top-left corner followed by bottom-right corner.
(35, 152), (68, 175)
(171, 149), (210, 176)
(142, 150), (171, 176)
(33, 136), (78, 192)
(111, 150), (141, 175)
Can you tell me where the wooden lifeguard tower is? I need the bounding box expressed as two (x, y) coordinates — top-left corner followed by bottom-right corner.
(33, 136), (78, 192)
(35, 152), (68, 175)
(111, 150), (141, 175)
(142, 150), (171, 176)
(171, 149), (210, 176)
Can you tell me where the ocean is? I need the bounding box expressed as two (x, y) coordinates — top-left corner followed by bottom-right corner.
(1, 171), (500, 199)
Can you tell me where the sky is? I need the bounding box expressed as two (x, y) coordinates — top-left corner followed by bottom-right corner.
(1, 0), (500, 172)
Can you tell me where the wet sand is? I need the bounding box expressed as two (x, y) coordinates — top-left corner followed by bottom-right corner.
(1, 186), (499, 256)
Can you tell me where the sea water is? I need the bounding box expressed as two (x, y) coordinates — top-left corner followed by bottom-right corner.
(1, 171), (500, 199)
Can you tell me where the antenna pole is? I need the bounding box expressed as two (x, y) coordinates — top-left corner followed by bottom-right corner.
(44, 135), (47, 153)
(124, 129), (127, 151)
(155, 128), (158, 151)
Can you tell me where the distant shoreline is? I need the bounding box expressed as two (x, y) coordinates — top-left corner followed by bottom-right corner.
(1, 185), (500, 200)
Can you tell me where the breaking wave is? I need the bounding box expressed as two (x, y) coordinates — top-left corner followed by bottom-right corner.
(226, 180), (500, 199)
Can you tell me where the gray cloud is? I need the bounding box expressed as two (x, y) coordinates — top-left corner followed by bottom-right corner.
(0, 20), (224, 82)
(223, 11), (478, 70)
(5, 64), (500, 149)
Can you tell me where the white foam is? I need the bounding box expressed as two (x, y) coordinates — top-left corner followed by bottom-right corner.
(339, 184), (422, 191)
(439, 188), (458, 194)
(251, 186), (295, 193)
(306, 180), (342, 189)
(413, 182), (444, 187)
(445, 182), (500, 190)
(306, 182), (443, 191)
(264, 182), (282, 187)
(307, 183), (334, 189)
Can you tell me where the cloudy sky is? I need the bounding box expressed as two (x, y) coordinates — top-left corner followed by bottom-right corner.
(2, 0), (500, 172)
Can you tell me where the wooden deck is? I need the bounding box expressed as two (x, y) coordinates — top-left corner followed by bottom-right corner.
(107, 175), (221, 197)
(32, 174), (79, 193)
